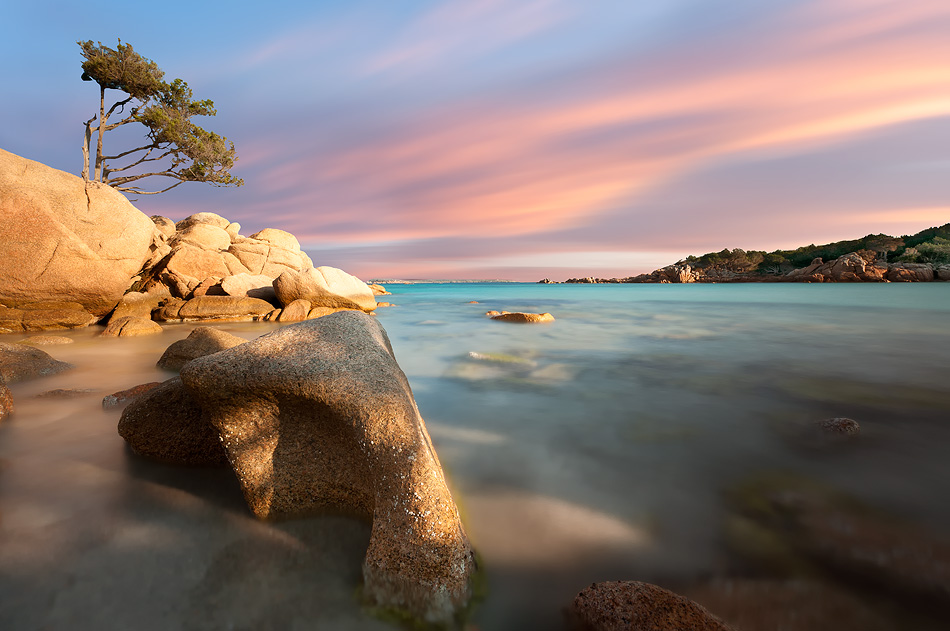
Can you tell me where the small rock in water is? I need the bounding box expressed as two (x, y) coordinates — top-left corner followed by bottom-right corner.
(18, 335), (74, 346)
(102, 382), (163, 409)
(567, 580), (734, 631)
(490, 311), (555, 323)
(815, 417), (860, 436)
(0, 342), (73, 383)
(35, 388), (98, 399)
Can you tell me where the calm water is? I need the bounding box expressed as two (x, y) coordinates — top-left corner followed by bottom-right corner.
(1, 283), (949, 629)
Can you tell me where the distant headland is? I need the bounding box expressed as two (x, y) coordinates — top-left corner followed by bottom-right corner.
(540, 224), (950, 284)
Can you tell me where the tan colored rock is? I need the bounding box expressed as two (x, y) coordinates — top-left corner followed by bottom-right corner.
(175, 212), (230, 231)
(221, 251), (251, 276)
(276, 299), (311, 322)
(157, 326), (247, 371)
(0, 342), (73, 383)
(159, 270), (197, 299)
(260, 246), (304, 278)
(273, 267), (377, 312)
(307, 306), (351, 319)
(227, 241), (270, 275)
(262, 309), (282, 322)
(170, 223), (232, 251)
(225, 222), (241, 240)
(191, 276), (227, 298)
(220, 273), (277, 301)
(376, 302), (394, 308)
(368, 283), (391, 295)
(162, 244), (230, 287)
(0, 148), (155, 317)
(568, 581), (733, 631)
(0, 303), (97, 333)
(249, 228), (301, 252)
(298, 250), (314, 270)
(153, 298), (186, 321)
(101, 316), (163, 337)
(490, 311), (555, 323)
(0, 375), (12, 422)
(151, 215), (176, 239)
(18, 335), (74, 345)
(180, 312), (476, 622)
(177, 296), (275, 321)
(102, 382), (163, 409)
(108, 291), (163, 323)
(118, 377), (227, 465)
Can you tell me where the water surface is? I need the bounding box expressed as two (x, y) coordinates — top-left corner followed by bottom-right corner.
(2, 283), (948, 629)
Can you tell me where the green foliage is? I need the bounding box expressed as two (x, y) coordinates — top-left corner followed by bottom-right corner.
(78, 39), (242, 194)
(79, 39), (164, 98)
(679, 224), (950, 275)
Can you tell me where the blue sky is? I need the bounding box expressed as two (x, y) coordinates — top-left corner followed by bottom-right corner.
(3, 0), (949, 279)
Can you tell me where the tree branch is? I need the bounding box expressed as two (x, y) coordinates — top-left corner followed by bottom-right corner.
(114, 181), (184, 195)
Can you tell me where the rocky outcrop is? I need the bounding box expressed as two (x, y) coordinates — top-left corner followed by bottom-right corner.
(0, 342), (73, 383)
(0, 148), (155, 319)
(786, 251), (887, 282)
(272, 267), (377, 312)
(156, 326), (246, 371)
(174, 312), (475, 623)
(368, 283), (391, 295)
(885, 262), (935, 282)
(118, 377), (227, 465)
(489, 311), (555, 323)
(101, 316), (163, 337)
(0, 302), (99, 333)
(567, 581), (733, 631)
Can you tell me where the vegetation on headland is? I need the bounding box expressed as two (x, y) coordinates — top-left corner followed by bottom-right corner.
(543, 223), (950, 283)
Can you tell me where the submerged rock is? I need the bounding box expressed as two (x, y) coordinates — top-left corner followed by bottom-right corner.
(179, 312), (475, 623)
(18, 335), (74, 345)
(102, 382), (163, 409)
(0, 342), (73, 383)
(567, 581), (733, 631)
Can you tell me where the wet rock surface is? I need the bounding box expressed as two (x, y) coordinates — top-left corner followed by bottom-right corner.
(0, 342), (73, 383)
(102, 382), (164, 409)
(567, 581), (733, 631)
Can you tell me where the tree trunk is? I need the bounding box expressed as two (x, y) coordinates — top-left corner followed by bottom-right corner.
(81, 119), (92, 181)
(94, 85), (105, 182)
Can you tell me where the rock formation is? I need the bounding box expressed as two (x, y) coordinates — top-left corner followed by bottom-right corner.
(149, 312), (475, 622)
(0, 342), (73, 383)
(156, 326), (247, 371)
(101, 316), (163, 337)
(567, 581), (733, 631)
(0, 149), (155, 321)
(118, 377), (228, 465)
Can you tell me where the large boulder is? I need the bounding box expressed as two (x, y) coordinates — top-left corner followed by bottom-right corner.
(156, 326), (247, 371)
(568, 581), (733, 631)
(179, 312), (475, 622)
(0, 302), (98, 333)
(0, 148), (155, 317)
(101, 316), (163, 337)
(176, 295), (275, 321)
(272, 267), (377, 312)
(0, 342), (73, 383)
(886, 262), (935, 282)
(118, 377), (227, 465)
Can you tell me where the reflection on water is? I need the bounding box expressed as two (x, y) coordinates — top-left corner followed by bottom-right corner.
(2, 284), (949, 629)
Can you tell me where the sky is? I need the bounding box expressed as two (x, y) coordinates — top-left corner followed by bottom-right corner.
(2, 0), (949, 281)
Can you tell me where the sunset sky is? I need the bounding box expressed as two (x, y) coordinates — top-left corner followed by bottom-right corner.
(2, 0), (949, 280)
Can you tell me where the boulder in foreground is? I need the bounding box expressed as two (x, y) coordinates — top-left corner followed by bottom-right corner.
(179, 312), (475, 623)
(568, 581), (733, 631)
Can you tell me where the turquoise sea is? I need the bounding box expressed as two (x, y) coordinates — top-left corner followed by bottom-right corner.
(2, 282), (949, 629)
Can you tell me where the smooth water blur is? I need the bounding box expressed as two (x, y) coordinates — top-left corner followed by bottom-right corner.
(2, 283), (949, 629)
